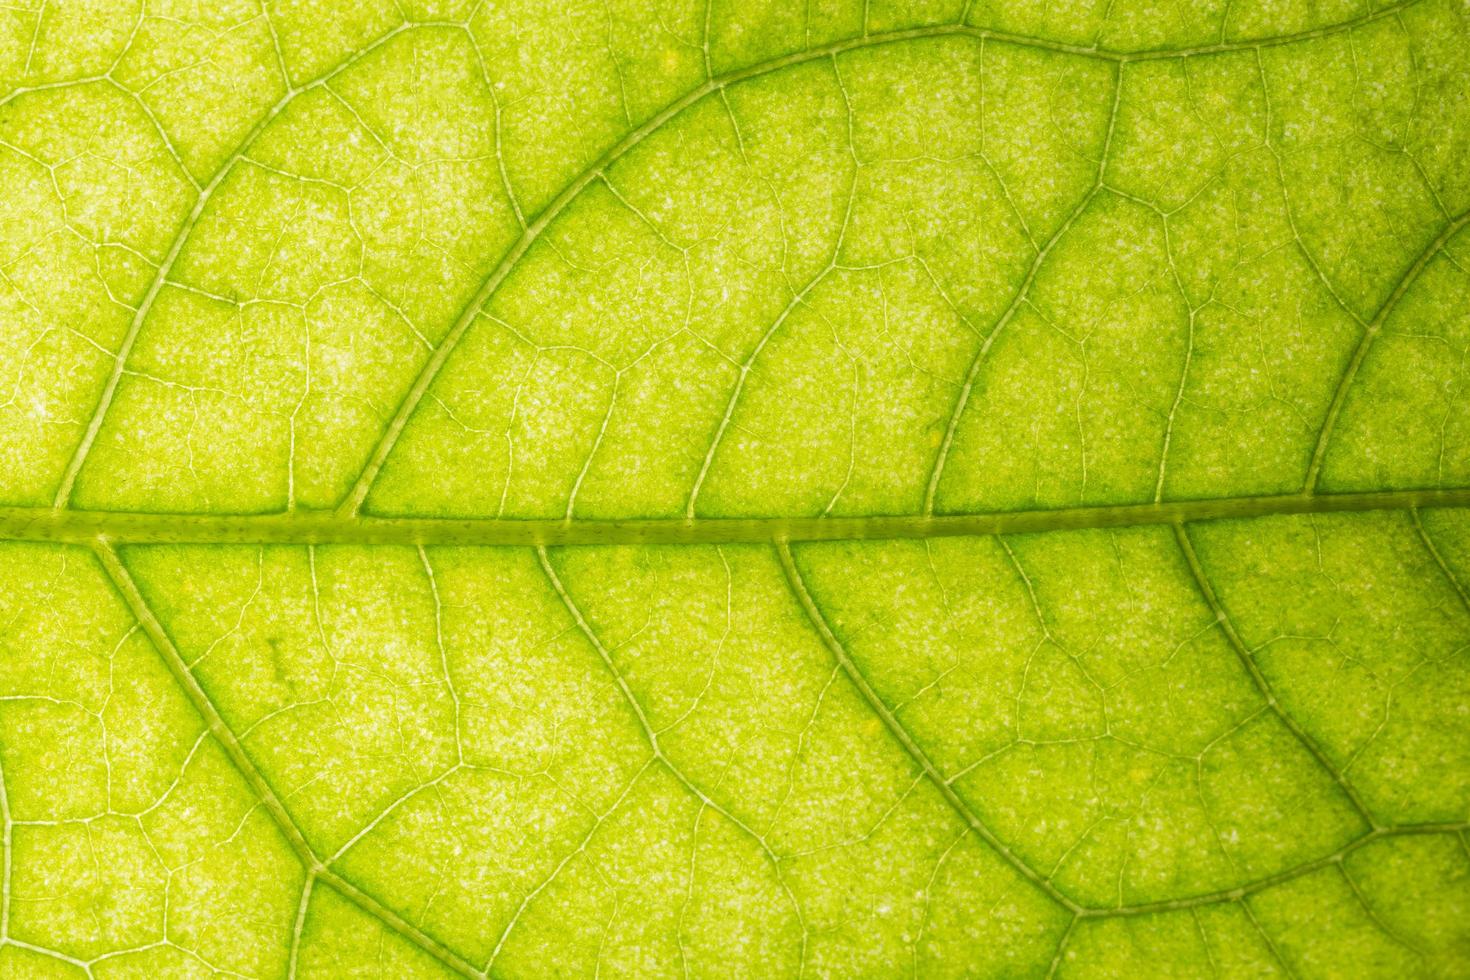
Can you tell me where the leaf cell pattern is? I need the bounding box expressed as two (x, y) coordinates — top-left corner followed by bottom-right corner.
(0, 0), (1468, 977)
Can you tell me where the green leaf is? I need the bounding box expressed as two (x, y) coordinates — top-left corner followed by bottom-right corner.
(1, 1), (1468, 976)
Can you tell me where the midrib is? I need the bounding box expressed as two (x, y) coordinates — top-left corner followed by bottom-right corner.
(2, 487), (1467, 547)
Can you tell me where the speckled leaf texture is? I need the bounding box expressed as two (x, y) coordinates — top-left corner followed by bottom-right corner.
(1, 1), (1469, 977)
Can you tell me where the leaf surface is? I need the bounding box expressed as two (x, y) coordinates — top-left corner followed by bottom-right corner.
(1, 0), (1468, 976)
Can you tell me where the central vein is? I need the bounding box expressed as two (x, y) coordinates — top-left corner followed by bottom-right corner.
(0, 488), (1465, 547)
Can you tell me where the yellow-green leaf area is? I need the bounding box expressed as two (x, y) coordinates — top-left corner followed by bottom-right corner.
(0, 0), (1468, 977)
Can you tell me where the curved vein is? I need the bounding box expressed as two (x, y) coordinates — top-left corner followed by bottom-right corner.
(339, 7), (1413, 516)
(687, 268), (832, 519)
(1117, 0), (1422, 62)
(339, 25), (955, 517)
(24, 0), (1413, 511)
(776, 539), (1082, 915)
(1410, 507), (1470, 617)
(535, 545), (811, 964)
(92, 540), (485, 979)
(1083, 822), (1468, 918)
(923, 62), (1121, 514)
(1303, 208), (1470, 491)
(1172, 522), (1380, 829)
(780, 539), (1470, 923)
(48, 19), (459, 509)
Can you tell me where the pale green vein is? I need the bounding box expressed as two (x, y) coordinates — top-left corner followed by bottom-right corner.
(338, 9), (1422, 516)
(1173, 522), (1380, 829)
(776, 538), (1084, 915)
(781, 538), (1470, 920)
(0, 741), (9, 943)
(484, 760), (657, 973)
(49, 19), (462, 509)
(340, 24), (979, 517)
(1047, 915), (1079, 979)
(1304, 208), (1470, 491)
(18, 3), (1426, 512)
(1114, 0), (1422, 62)
(287, 874), (314, 979)
(536, 545), (811, 973)
(91, 541), (485, 980)
(1411, 508), (1470, 617)
(1, 488), (1466, 547)
(923, 61), (1121, 513)
(1094, 822), (1469, 918)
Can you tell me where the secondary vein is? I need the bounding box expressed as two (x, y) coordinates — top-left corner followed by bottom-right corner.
(92, 540), (486, 980)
